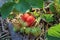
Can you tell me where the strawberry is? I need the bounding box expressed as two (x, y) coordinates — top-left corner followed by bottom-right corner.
(21, 13), (35, 26)
(21, 13), (30, 21)
(26, 16), (35, 26)
(31, 27), (41, 36)
(25, 28), (31, 34)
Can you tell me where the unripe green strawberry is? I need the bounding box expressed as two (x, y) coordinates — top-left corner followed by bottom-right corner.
(20, 27), (26, 33)
(31, 27), (41, 37)
(25, 28), (31, 34)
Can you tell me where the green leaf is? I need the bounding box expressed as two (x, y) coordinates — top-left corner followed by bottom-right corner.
(41, 14), (54, 22)
(7, 0), (14, 2)
(46, 24), (60, 40)
(8, 13), (15, 19)
(33, 10), (40, 17)
(54, 0), (60, 14)
(26, 0), (43, 8)
(1, 2), (15, 18)
(15, 0), (31, 13)
(46, 34), (60, 40)
(50, 3), (56, 12)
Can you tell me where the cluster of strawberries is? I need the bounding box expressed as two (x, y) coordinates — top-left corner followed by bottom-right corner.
(21, 13), (35, 27)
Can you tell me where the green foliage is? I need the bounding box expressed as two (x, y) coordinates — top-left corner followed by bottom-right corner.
(54, 0), (60, 14)
(7, 0), (14, 2)
(19, 26), (41, 36)
(46, 23), (60, 40)
(36, 16), (41, 25)
(1, 0), (43, 18)
(50, 3), (56, 12)
(1, 2), (15, 18)
(8, 13), (15, 19)
(26, 0), (43, 8)
(50, 0), (60, 14)
(33, 10), (40, 17)
(14, 0), (31, 13)
(46, 35), (60, 40)
(41, 14), (54, 22)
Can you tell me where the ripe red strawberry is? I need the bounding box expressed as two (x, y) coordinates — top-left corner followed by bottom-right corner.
(21, 13), (30, 21)
(26, 16), (35, 26)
